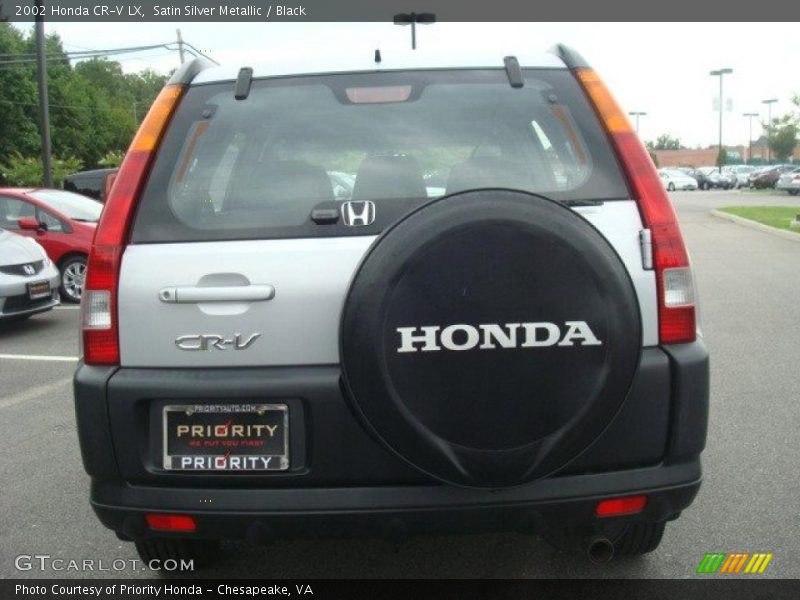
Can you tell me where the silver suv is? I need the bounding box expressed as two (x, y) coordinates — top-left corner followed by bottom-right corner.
(74, 45), (709, 567)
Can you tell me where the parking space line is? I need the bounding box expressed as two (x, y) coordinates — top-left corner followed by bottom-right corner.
(0, 353), (78, 362)
(54, 305), (81, 310)
(0, 377), (72, 409)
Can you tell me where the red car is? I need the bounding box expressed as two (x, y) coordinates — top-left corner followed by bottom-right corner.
(0, 188), (102, 302)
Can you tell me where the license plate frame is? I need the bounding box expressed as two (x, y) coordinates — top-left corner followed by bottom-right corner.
(162, 403), (289, 472)
(27, 280), (51, 300)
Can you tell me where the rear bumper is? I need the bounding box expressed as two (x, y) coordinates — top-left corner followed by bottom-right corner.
(74, 340), (709, 540)
(93, 461), (701, 542)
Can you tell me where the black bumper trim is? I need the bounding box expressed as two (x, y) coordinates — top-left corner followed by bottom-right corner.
(663, 340), (709, 461)
(91, 460), (701, 541)
(93, 460), (700, 513)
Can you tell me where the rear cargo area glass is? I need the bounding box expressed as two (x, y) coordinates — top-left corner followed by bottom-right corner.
(133, 69), (628, 242)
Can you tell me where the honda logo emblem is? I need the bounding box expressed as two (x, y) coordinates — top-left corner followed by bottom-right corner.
(23, 264), (36, 275)
(341, 201), (376, 227)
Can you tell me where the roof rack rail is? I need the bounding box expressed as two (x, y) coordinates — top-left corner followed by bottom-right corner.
(503, 56), (524, 88)
(548, 44), (590, 70)
(234, 67), (254, 100)
(167, 56), (215, 86)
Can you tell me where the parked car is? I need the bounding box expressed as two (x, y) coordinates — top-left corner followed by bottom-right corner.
(679, 168), (713, 190)
(658, 168), (698, 191)
(751, 165), (795, 189)
(0, 188), (103, 302)
(0, 228), (60, 321)
(697, 166), (735, 190)
(63, 168), (118, 202)
(726, 165), (757, 189)
(73, 47), (708, 567)
(776, 167), (800, 195)
(747, 166), (773, 187)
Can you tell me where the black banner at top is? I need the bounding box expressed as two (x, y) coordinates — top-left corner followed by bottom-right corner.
(2, 0), (800, 22)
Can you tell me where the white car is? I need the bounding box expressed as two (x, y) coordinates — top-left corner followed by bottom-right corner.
(0, 228), (60, 321)
(776, 167), (800, 195)
(658, 169), (698, 191)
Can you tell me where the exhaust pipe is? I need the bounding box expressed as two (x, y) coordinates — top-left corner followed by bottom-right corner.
(586, 536), (615, 563)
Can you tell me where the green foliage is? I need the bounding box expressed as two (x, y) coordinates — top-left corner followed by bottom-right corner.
(0, 23), (168, 171)
(646, 134), (683, 151)
(98, 150), (125, 168)
(765, 114), (798, 162)
(0, 153), (83, 187)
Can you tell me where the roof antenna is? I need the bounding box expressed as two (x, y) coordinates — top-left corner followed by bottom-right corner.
(374, 49), (382, 63)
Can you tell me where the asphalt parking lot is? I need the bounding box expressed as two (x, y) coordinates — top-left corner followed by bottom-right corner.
(1, 189), (798, 579)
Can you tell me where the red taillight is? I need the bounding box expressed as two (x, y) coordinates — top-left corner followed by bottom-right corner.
(145, 513), (197, 532)
(82, 85), (185, 365)
(575, 69), (696, 344)
(595, 495), (647, 517)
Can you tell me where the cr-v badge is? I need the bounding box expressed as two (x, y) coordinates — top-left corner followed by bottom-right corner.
(341, 201), (376, 226)
(175, 333), (261, 351)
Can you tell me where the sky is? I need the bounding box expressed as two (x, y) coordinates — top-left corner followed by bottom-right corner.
(12, 21), (800, 149)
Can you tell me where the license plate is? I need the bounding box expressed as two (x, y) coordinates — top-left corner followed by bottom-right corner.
(163, 404), (289, 471)
(28, 281), (51, 300)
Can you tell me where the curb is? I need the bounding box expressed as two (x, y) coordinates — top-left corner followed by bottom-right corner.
(710, 209), (800, 244)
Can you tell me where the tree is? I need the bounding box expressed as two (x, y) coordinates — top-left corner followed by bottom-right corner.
(646, 134), (683, 151)
(0, 153), (83, 187)
(0, 24), (40, 161)
(0, 25), (169, 174)
(766, 114), (798, 162)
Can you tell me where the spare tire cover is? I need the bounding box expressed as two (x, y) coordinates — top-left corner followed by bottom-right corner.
(340, 190), (641, 488)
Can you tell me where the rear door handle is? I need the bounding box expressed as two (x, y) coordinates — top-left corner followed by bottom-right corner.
(159, 285), (275, 303)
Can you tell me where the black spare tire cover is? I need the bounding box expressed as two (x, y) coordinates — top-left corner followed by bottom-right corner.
(340, 190), (641, 488)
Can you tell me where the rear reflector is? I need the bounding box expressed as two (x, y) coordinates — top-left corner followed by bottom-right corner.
(82, 84), (185, 365)
(575, 69), (696, 345)
(145, 513), (197, 532)
(595, 495), (647, 517)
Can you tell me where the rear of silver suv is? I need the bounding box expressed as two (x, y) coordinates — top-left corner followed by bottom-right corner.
(74, 46), (708, 566)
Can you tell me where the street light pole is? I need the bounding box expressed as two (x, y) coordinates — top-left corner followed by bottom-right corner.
(176, 29), (186, 65)
(628, 111), (647, 133)
(762, 98), (778, 163)
(393, 13), (436, 50)
(743, 112), (759, 163)
(35, 0), (52, 188)
(710, 68), (733, 174)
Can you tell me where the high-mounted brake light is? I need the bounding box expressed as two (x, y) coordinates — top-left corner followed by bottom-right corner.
(82, 84), (185, 365)
(345, 85), (412, 103)
(575, 69), (696, 344)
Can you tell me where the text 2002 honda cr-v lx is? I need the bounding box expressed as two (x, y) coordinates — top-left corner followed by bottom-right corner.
(74, 45), (709, 566)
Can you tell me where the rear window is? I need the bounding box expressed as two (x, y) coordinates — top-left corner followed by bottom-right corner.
(133, 69), (628, 242)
